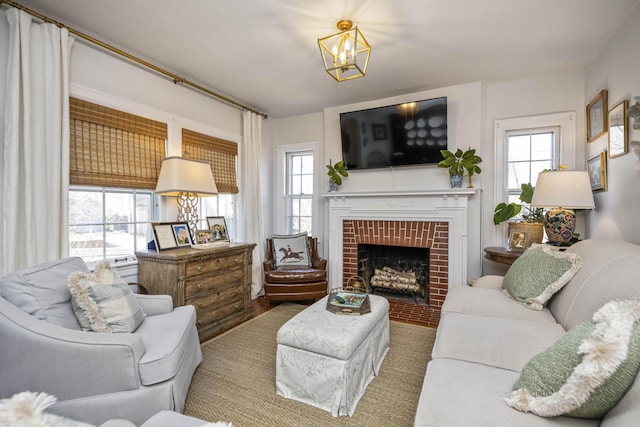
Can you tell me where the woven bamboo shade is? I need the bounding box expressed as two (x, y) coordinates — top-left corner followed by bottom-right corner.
(69, 97), (167, 189)
(182, 128), (239, 193)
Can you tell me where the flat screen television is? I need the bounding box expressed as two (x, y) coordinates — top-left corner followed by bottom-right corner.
(339, 96), (447, 170)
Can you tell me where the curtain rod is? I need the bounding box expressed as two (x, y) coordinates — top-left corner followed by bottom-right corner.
(0, 0), (268, 119)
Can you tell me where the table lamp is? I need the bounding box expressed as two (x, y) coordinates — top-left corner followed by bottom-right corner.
(530, 170), (595, 246)
(155, 157), (218, 236)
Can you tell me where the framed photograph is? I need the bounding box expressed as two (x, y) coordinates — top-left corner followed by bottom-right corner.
(587, 151), (607, 192)
(586, 90), (608, 142)
(171, 222), (192, 247)
(371, 124), (387, 140)
(508, 230), (529, 251)
(152, 223), (178, 251)
(608, 100), (628, 158)
(195, 229), (214, 244)
(207, 216), (229, 241)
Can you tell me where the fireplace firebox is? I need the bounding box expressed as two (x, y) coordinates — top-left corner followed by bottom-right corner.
(358, 244), (429, 304)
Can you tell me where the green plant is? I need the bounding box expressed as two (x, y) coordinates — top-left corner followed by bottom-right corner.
(493, 182), (545, 225)
(437, 148), (482, 176)
(326, 159), (349, 185)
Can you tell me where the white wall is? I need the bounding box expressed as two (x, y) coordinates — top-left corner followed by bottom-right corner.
(585, 3), (640, 244)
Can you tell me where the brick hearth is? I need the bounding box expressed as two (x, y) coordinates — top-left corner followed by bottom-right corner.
(342, 219), (449, 326)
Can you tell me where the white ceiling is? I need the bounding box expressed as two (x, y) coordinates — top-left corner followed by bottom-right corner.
(9, 0), (640, 118)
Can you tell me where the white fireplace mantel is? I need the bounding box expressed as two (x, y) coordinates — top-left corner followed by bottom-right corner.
(323, 188), (480, 289)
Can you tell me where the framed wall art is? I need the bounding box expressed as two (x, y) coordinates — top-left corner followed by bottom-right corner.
(207, 216), (229, 241)
(152, 223), (178, 251)
(586, 90), (608, 142)
(587, 151), (607, 192)
(608, 100), (628, 158)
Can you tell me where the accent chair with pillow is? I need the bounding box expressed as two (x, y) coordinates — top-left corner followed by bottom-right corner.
(263, 233), (328, 306)
(0, 257), (203, 426)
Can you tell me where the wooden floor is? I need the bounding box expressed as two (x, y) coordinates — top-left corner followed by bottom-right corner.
(251, 296), (437, 328)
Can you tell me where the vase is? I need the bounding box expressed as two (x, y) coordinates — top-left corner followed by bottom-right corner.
(450, 174), (463, 188)
(329, 180), (339, 192)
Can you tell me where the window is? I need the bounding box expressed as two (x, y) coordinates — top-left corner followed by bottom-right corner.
(506, 127), (559, 204)
(69, 187), (154, 263)
(285, 151), (314, 235)
(199, 194), (236, 240)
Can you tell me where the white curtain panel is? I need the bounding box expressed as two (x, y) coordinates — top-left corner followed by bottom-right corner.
(2, 9), (74, 275)
(238, 111), (265, 298)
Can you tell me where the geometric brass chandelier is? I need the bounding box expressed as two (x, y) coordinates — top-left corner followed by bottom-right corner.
(318, 19), (371, 82)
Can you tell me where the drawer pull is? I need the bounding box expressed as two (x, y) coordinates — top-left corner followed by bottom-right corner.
(196, 320), (202, 326)
(234, 258), (242, 264)
(234, 272), (242, 279)
(196, 283), (203, 289)
(197, 303), (203, 308)
(196, 266), (203, 272)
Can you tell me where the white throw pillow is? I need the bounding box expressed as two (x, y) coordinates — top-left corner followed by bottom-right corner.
(271, 232), (311, 268)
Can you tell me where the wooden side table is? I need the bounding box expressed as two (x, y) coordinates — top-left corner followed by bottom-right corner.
(483, 246), (523, 265)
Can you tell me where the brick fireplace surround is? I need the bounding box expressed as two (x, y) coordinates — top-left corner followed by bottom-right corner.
(325, 189), (477, 327)
(342, 220), (448, 326)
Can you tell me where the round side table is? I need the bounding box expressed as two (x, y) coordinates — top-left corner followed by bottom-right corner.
(483, 246), (523, 265)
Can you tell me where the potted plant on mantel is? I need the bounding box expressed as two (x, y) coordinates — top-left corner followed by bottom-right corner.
(326, 159), (349, 191)
(437, 147), (483, 188)
(494, 182), (545, 247)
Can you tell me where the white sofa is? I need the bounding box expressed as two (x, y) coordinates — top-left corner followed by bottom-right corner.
(415, 239), (640, 426)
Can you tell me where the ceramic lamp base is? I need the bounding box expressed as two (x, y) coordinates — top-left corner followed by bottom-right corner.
(544, 207), (575, 246)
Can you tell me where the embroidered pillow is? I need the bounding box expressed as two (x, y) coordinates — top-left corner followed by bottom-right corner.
(502, 244), (583, 310)
(271, 232), (311, 268)
(68, 261), (146, 333)
(506, 299), (640, 419)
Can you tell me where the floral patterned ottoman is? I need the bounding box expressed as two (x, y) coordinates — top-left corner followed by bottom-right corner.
(275, 294), (390, 416)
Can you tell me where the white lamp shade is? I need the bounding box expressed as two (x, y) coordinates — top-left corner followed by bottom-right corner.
(530, 170), (595, 209)
(155, 157), (218, 196)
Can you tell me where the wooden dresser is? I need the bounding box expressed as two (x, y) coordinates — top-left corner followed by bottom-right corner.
(136, 242), (256, 342)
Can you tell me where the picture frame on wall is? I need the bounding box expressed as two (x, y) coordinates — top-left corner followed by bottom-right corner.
(587, 151), (607, 192)
(207, 216), (230, 242)
(608, 100), (628, 158)
(171, 222), (193, 247)
(152, 223), (178, 251)
(586, 90), (608, 142)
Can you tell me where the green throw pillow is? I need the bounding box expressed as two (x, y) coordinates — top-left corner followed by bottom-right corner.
(506, 299), (640, 419)
(68, 261), (146, 333)
(502, 244), (583, 310)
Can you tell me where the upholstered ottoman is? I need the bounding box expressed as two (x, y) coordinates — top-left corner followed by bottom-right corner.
(275, 294), (390, 416)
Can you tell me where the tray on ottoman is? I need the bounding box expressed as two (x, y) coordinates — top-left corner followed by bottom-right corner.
(326, 289), (371, 315)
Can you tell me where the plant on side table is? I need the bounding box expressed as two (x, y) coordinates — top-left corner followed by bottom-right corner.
(327, 159), (349, 191)
(437, 147), (482, 188)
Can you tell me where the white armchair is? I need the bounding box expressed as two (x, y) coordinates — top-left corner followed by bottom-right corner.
(0, 257), (202, 426)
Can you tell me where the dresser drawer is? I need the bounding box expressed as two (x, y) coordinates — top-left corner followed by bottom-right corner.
(184, 269), (245, 298)
(185, 253), (245, 277)
(190, 287), (245, 327)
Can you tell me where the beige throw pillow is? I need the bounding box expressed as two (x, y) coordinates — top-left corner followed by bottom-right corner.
(68, 261), (146, 333)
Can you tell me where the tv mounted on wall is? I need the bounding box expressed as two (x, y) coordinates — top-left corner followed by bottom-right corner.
(339, 97), (447, 170)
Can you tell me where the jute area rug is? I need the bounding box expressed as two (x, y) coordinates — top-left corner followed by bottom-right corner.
(184, 303), (436, 427)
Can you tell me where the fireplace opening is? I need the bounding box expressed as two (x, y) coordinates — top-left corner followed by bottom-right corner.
(357, 244), (429, 305)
